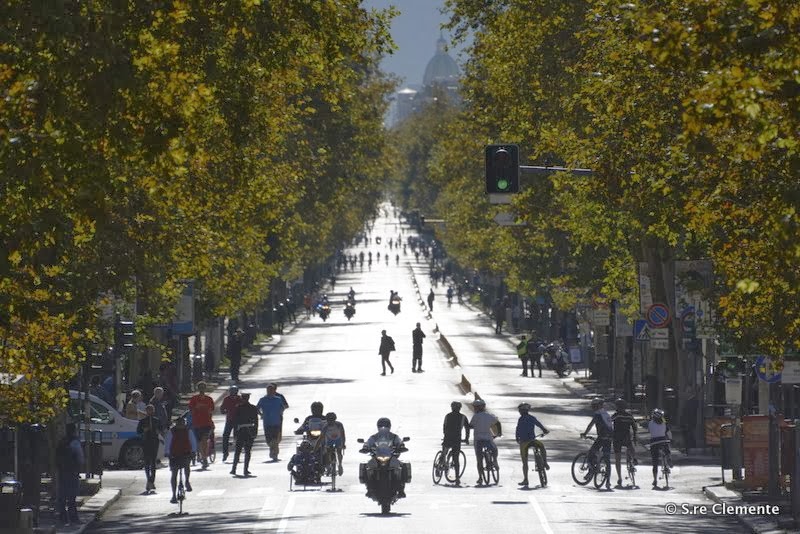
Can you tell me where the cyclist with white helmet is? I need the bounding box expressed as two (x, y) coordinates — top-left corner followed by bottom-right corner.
(469, 399), (502, 486)
(648, 408), (672, 487)
(581, 397), (613, 490)
(515, 402), (549, 487)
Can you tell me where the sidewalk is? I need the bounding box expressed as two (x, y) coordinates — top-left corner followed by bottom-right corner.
(411, 263), (797, 534)
(31, 320), (305, 534)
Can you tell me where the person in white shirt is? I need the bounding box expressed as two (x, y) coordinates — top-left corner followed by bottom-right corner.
(648, 408), (672, 487)
(469, 399), (502, 485)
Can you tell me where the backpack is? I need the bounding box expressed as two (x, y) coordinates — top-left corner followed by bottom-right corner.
(388, 337), (396, 351)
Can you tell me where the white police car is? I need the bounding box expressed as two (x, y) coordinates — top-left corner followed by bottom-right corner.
(68, 390), (164, 469)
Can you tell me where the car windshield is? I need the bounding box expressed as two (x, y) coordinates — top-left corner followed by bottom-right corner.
(69, 398), (114, 425)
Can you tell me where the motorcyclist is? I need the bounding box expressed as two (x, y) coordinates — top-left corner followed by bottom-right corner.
(362, 417), (407, 498)
(348, 287), (356, 301)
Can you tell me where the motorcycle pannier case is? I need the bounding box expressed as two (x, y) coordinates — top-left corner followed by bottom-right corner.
(359, 463), (368, 483)
(401, 462), (412, 483)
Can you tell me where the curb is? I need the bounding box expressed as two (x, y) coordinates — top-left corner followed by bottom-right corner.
(75, 488), (122, 534)
(702, 485), (791, 534)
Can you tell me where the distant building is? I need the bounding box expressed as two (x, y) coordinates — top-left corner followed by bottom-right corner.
(389, 36), (461, 127)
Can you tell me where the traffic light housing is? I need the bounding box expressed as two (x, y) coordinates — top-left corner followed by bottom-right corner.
(114, 316), (135, 356)
(485, 144), (520, 194)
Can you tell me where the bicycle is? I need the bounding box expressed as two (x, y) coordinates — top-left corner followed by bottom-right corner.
(619, 442), (637, 488)
(176, 464), (187, 515)
(323, 442), (343, 492)
(432, 442), (466, 485)
(571, 435), (611, 488)
(645, 440), (671, 489)
(529, 433), (548, 488)
(206, 428), (216, 464)
(476, 441), (499, 486)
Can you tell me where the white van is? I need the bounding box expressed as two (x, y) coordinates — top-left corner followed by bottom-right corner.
(68, 390), (164, 469)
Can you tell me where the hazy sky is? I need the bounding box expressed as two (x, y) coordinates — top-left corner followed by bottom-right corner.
(362, 0), (465, 88)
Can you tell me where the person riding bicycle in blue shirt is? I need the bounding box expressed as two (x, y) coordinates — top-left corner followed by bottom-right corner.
(321, 412), (346, 476)
(469, 399), (502, 486)
(442, 401), (470, 486)
(515, 403), (549, 487)
(648, 408), (672, 487)
(581, 397), (613, 490)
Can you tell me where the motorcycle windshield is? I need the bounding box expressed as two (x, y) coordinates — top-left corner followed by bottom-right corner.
(374, 439), (395, 456)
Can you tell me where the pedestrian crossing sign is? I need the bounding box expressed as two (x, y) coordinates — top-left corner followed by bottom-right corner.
(634, 320), (650, 341)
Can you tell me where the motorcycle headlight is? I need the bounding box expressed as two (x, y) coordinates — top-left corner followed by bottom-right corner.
(310, 430), (321, 437)
(377, 455), (391, 464)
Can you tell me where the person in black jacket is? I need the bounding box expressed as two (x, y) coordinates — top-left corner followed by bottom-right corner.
(378, 330), (396, 375)
(412, 323), (426, 373)
(231, 393), (259, 476)
(137, 405), (163, 492)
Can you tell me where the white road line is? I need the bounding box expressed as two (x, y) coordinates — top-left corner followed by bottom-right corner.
(195, 489), (226, 497)
(277, 494), (296, 534)
(529, 495), (555, 534)
(254, 492), (275, 532)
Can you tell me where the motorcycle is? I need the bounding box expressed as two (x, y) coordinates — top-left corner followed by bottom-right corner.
(545, 341), (572, 377)
(388, 297), (401, 316)
(344, 302), (356, 321)
(318, 304), (331, 321)
(357, 435), (411, 514)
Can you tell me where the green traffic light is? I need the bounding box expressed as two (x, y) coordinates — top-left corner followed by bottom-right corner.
(497, 179), (509, 190)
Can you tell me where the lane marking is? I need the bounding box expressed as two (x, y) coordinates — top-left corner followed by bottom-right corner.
(529, 495), (555, 534)
(196, 489), (225, 497)
(277, 494), (296, 534)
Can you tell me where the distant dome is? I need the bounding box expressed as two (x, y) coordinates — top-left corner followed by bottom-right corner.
(422, 37), (460, 87)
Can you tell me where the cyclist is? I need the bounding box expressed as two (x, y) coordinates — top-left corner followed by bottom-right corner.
(469, 399), (502, 486)
(581, 397), (613, 490)
(165, 416), (196, 503)
(321, 412), (346, 476)
(515, 403), (550, 487)
(648, 408), (672, 487)
(611, 398), (638, 488)
(442, 401), (471, 485)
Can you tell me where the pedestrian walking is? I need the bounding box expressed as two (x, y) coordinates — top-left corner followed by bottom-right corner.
(231, 393), (258, 476)
(516, 335), (530, 376)
(228, 328), (243, 383)
(257, 384), (286, 461)
(149, 387), (170, 432)
(493, 298), (504, 334)
(286, 297), (297, 324)
(427, 288), (435, 311)
(137, 405), (163, 492)
(55, 423), (84, 526)
(220, 385), (242, 462)
(165, 416), (196, 503)
(412, 323), (426, 373)
(188, 381), (215, 468)
(273, 382), (290, 443)
(378, 329), (396, 375)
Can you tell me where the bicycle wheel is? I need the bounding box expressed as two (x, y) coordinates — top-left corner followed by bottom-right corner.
(207, 434), (216, 463)
(571, 452), (593, 486)
(443, 451), (456, 483)
(661, 452), (670, 488)
(626, 454), (636, 487)
(487, 453), (499, 484)
(330, 453), (337, 491)
(593, 460), (609, 489)
(535, 452), (548, 488)
(432, 451), (444, 485)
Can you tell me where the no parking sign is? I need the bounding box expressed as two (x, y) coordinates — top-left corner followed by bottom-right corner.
(646, 303), (671, 328)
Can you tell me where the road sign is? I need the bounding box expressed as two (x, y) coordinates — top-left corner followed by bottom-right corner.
(755, 355), (782, 384)
(592, 308), (610, 327)
(646, 303), (671, 328)
(634, 320), (649, 341)
(650, 328), (669, 339)
(651, 338), (669, 349)
(781, 361), (800, 384)
(492, 212), (525, 226)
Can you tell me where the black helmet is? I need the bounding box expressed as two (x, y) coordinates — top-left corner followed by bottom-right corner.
(518, 402), (531, 412)
(311, 401), (324, 415)
(615, 398), (627, 410)
(450, 401), (462, 411)
(325, 412), (337, 421)
(299, 440), (313, 451)
(376, 417), (391, 429)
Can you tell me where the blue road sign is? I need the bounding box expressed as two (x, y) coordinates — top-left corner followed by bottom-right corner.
(634, 319), (649, 341)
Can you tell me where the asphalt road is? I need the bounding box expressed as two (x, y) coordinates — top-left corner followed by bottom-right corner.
(89, 208), (746, 533)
